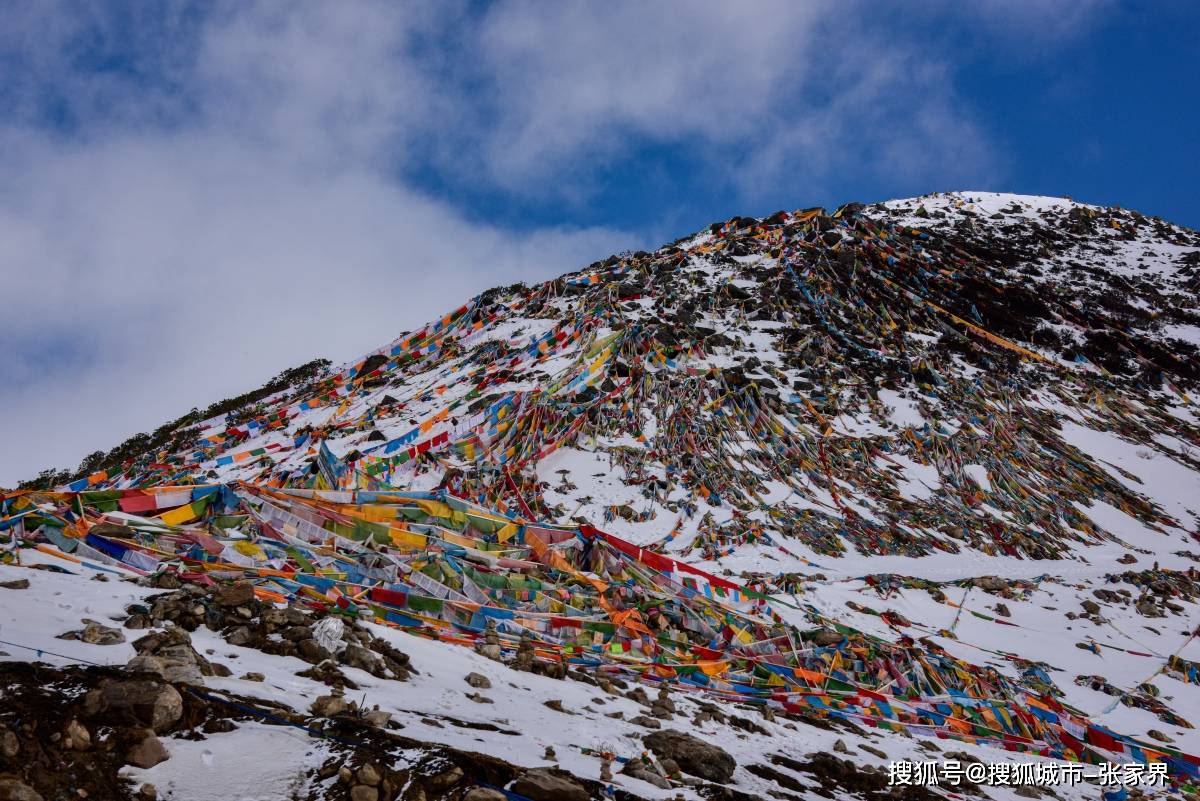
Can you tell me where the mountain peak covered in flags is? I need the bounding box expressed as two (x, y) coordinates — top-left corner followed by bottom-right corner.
(41, 191), (1198, 572)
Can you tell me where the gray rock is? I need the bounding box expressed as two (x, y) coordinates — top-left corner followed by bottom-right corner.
(463, 789), (506, 801)
(465, 672), (492, 689)
(62, 620), (126, 645)
(311, 694), (348, 718)
(811, 629), (843, 647)
(643, 729), (736, 783)
(629, 714), (662, 729)
(0, 779), (43, 801)
(84, 680), (183, 733)
(622, 761), (671, 788)
(425, 765), (463, 791)
(342, 644), (385, 675)
(126, 732), (170, 769)
(974, 576), (1007, 592)
(212, 582), (255, 607)
(131, 628), (213, 683)
(0, 727), (19, 758)
(64, 719), (91, 750)
(356, 764), (381, 786)
(510, 769), (589, 801)
(227, 626), (254, 646)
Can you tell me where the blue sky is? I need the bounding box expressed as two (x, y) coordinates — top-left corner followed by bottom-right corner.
(0, 0), (1197, 485)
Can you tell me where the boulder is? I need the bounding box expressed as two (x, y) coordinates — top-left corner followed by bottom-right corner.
(811, 629), (843, 647)
(973, 576), (1007, 592)
(643, 729), (736, 783)
(311, 694), (348, 718)
(510, 769), (589, 801)
(126, 732), (170, 769)
(463, 789), (506, 801)
(0, 728), (18, 759)
(84, 680), (183, 733)
(464, 672), (492, 689)
(63, 719), (91, 750)
(349, 787), (377, 801)
(0, 579), (30, 590)
(425, 765), (463, 791)
(621, 761), (671, 788)
(356, 764), (382, 786)
(131, 628), (214, 683)
(0, 779), (43, 801)
(342, 644), (385, 675)
(61, 620), (126, 645)
(212, 582), (255, 608)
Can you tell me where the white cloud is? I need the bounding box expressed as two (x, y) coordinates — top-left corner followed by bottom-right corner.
(0, 131), (631, 484)
(0, 0), (1113, 485)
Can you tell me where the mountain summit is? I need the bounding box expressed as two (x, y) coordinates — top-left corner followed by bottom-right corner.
(41, 191), (1200, 568)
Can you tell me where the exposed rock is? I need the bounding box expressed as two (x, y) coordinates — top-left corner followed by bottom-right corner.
(811, 629), (843, 647)
(0, 728), (19, 759)
(425, 765), (463, 791)
(83, 680), (183, 733)
(644, 729), (737, 783)
(0, 779), (43, 801)
(298, 639), (331, 663)
(356, 764), (382, 786)
(130, 628), (214, 684)
(629, 714), (662, 729)
(622, 761), (671, 788)
(241, 672), (265, 682)
(1081, 599), (1101, 615)
(510, 768), (589, 801)
(212, 582), (255, 608)
(511, 631), (536, 672)
(125, 732), (170, 769)
(349, 786), (378, 801)
(60, 620), (126, 645)
(860, 744), (888, 759)
(973, 576), (1008, 592)
(477, 619), (502, 661)
(462, 789), (506, 801)
(342, 644), (385, 675)
(362, 707), (391, 728)
(63, 719), (91, 750)
(311, 694), (349, 718)
(0, 579), (30, 590)
(465, 672), (492, 689)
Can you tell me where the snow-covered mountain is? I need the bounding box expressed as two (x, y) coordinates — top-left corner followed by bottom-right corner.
(2, 191), (1199, 801)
